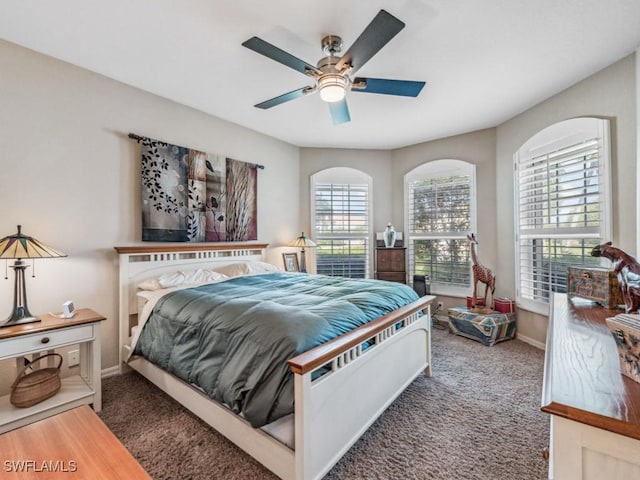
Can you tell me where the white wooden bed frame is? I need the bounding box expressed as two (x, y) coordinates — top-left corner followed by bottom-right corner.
(115, 244), (434, 480)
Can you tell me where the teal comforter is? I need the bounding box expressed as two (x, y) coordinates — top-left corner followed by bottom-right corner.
(133, 272), (419, 427)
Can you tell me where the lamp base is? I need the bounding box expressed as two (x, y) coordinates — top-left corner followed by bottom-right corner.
(2, 259), (42, 328)
(0, 315), (41, 328)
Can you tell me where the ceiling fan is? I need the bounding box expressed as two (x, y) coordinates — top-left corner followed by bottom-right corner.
(242, 9), (425, 125)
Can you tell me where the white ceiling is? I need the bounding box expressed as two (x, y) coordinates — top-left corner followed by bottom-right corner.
(1, 0), (639, 149)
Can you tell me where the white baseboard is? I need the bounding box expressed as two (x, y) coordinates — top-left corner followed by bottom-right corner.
(101, 365), (121, 378)
(516, 333), (545, 350)
(434, 314), (450, 324)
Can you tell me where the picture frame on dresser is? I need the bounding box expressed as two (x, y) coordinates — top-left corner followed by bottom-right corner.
(282, 252), (300, 272)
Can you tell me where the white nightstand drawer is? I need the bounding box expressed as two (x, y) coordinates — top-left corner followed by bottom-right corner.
(0, 325), (94, 358)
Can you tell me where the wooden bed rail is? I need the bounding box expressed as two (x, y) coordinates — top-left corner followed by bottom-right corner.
(288, 295), (435, 375)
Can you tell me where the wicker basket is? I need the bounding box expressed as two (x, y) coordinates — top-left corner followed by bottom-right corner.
(10, 353), (63, 408)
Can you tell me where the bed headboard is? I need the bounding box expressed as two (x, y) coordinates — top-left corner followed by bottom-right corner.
(114, 243), (268, 368)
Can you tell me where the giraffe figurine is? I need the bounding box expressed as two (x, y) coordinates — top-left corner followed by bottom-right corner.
(467, 233), (496, 309)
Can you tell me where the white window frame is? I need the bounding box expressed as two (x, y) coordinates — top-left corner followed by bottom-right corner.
(310, 167), (373, 278)
(404, 159), (477, 297)
(514, 117), (612, 315)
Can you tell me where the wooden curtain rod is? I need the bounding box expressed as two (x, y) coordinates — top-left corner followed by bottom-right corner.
(127, 133), (265, 170)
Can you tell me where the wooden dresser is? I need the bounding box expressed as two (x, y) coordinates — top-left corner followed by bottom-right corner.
(541, 293), (640, 479)
(0, 405), (150, 479)
(375, 247), (406, 284)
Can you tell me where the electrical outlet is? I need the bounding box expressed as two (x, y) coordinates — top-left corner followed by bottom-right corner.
(68, 349), (80, 367)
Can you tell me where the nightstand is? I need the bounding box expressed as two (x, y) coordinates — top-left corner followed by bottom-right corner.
(375, 247), (407, 284)
(0, 308), (105, 433)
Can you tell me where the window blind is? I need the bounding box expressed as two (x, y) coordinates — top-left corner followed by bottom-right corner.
(407, 175), (472, 288)
(516, 132), (608, 304)
(313, 182), (369, 278)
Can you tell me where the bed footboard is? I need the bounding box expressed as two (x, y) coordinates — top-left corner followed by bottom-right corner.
(289, 295), (434, 480)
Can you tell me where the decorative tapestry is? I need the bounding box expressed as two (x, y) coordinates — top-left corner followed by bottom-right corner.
(140, 137), (258, 242)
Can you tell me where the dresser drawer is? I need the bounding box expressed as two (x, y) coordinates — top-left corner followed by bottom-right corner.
(0, 325), (94, 359)
(376, 272), (406, 283)
(376, 248), (406, 272)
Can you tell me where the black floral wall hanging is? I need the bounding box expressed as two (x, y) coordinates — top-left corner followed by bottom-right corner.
(140, 136), (258, 242)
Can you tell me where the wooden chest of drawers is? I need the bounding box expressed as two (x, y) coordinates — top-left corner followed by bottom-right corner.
(375, 247), (406, 284)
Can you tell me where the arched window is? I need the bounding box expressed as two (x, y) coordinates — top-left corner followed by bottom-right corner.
(514, 117), (611, 314)
(404, 159), (476, 296)
(311, 168), (373, 278)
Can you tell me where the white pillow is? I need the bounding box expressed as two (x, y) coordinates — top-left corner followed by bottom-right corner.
(213, 261), (282, 277)
(137, 269), (229, 290)
(180, 269), (229, 288)
(245, 261), (283, 274)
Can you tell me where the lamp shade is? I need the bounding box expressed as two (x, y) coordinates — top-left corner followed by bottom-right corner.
(0, 225), (66, 327)
(288, 232), (317, 249)
(318, 74), (348, 103)
(0, 225), (66, 259)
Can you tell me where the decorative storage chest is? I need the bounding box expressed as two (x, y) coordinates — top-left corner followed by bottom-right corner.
(605, 313), (640, 384)
(447, 307), (517, 346)
(567, 266), (624, 309)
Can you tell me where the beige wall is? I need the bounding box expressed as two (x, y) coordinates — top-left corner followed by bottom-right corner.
(299, 148), (392, 274)
(391, 128), (498, 315)
(392, 128), (498, 263)
(0, 40), (301, 377)
(300, 130), (497, 313)
(298, 55), (637, 348)
(299, 148), (393, 233)
(496, 53), (637, 344)
(637, 47), (640, 255)
(0, 37), (636, 384)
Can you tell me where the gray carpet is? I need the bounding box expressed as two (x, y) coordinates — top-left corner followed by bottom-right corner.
(99, 327), (549, 480)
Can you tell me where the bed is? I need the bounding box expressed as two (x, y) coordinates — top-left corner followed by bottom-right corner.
(116, 243), (434, 480)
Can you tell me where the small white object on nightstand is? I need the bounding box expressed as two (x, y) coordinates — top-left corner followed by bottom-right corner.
(62, 301), (75, 318)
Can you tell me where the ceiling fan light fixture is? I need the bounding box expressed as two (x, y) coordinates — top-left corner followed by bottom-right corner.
(318, 74), (347, 102)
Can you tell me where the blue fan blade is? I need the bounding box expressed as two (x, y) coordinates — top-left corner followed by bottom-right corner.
(242, 37), (321, 77)
(352, 77), (425, 97)
(255, 87), (313, 109)
(335, 10), (405, 74)
(328, 99), (351, 125)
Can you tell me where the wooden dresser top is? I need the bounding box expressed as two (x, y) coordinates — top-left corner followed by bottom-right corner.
(0, 308), (105, 340)
(541, 293), (640, 440)
(0, 406), (150, 479)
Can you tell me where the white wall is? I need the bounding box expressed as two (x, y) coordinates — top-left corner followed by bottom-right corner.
(0, 40), (301, 375)
(496, 53), (637, 344)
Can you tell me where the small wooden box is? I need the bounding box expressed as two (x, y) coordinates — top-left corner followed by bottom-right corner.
(567, 267), (624, 309)
(466, 296), (485, 308)
(605, 314), (640, 384)
(494, 298), (516, 314)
